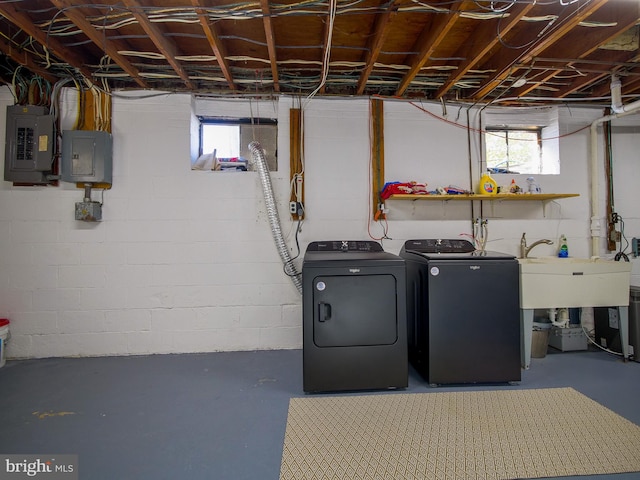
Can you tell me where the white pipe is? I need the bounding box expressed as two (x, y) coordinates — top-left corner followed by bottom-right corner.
(589, 79), (640, 256)
(610, 75), (640, 114)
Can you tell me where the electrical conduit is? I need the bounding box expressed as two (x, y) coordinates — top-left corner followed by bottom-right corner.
(249, 141), (303, 294)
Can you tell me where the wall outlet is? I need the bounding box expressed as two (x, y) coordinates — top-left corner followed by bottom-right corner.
(289, 202), (303, 215)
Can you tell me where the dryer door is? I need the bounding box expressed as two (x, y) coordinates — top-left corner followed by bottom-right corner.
(312, 274), (397, 347)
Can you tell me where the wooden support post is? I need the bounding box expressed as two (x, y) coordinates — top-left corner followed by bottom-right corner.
(371, 98), (384, 220)
(289, 108), (304, 220)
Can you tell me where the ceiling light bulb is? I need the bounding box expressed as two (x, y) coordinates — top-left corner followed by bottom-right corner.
(512, 78), (527, 88)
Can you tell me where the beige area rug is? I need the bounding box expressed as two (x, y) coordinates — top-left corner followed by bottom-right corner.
(280, 387), (640, 480)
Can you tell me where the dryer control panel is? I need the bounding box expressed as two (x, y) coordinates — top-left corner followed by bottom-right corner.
(306, 240), (383, 252)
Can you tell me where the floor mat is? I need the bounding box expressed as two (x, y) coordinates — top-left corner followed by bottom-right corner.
(280, 387), (640, 479)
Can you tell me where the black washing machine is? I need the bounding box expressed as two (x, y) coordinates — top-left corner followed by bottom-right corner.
(400, 239), (521, 386)
(302, 240), (408, 393)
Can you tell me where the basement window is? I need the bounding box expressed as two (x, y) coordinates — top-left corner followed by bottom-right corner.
(483, 107), (560, 175)
(194, 117), (278, 171)
(485, 127), (542, 174)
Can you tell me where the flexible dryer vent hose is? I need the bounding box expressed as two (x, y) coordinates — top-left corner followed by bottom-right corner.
(248, 141), (303, 294)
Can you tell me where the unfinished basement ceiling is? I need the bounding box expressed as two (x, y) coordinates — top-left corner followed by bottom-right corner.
(1, 0), (639, 105)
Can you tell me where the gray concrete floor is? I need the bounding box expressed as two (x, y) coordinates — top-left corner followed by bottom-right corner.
(0, 347), (639, 480)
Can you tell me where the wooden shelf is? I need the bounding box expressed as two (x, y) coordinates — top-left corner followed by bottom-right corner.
(387, 193), (579, 202)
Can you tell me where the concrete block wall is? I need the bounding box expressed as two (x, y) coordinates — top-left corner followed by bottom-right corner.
(1, 86), (640, 358)
(0, 91), (304, 358)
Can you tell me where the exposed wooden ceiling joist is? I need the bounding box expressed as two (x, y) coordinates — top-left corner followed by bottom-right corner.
(471, 0), (609, 101)
(434, 1), (536, 99)
(0, 2), (93, 80)
(510, 1), (640, 98)
(121, 0), (194, 89)
(259, 0), (279, 93)
(191, 0), (235, 91)
(48, 0), (149, 89)
(0, 0), (638, 106)
(395, 0), (466, 96)
(0, 36), (58, 84)
(356, 0), (398, 96)
(318, 3), (336, 96)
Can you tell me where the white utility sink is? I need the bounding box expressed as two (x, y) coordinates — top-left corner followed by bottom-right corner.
(518, 256), (632, 369)
(519, 256), (631, 309)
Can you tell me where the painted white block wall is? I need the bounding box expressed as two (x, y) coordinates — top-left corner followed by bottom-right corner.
(1, 86), (639, 359)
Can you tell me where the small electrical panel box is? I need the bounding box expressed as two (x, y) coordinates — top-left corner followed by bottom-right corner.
(4, 105), (54, 183)
(61, 130), (113, 184)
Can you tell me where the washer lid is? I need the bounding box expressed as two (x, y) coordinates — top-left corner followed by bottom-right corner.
(402, 239), (515, 260)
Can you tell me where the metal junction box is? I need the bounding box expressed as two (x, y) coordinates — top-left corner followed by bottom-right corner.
(4, 105), (54, 183)
(75, 201), (102, 222)
(61, 130), (113, 184)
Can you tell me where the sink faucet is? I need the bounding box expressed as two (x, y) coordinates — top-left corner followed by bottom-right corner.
(520, 233), (554, 258)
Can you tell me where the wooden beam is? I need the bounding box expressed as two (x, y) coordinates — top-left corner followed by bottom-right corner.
(48, 0), (149, 88)
(0, 36), (59, 83)
(318, 12), (332, 95)
(289, 108), (303, 220)
(434, 1), (535, 99)
(122, 0), (194, 89)
(0, 3), (93, 79)
(371, 98), (384, 220)
(259, 0), (279, 92)
(395, 1), (465, 96)
(471, 0), (608, 101)
(356, 1), (397, 95)
(190, 0), (235, 90)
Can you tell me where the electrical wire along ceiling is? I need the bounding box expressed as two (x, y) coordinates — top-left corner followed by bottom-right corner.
(0, 0), (639, 105)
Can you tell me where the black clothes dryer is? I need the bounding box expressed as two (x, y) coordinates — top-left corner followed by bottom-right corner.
(400, 239), (521, 386)
(302, 240), (408, 393)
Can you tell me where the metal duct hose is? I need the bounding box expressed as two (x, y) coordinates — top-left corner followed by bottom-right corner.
(249, 141), (303, 294)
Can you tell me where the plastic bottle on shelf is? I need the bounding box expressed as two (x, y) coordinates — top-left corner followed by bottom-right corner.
(478, 173), (497, 195)
(558, 234), (569, 258)
(526, 176), (541, 193)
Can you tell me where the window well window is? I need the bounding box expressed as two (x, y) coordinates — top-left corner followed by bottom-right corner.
(202, 124), (240, 159)
(485, 127), (542, 174)
(196, 117), (277, 171)
(483, 107), (560, 175)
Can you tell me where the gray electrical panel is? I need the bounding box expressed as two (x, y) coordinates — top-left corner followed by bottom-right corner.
(4, 105), (54, 183)
(61, 130), (113, 184)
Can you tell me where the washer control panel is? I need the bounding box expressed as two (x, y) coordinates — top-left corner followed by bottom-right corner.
(306, 241), (383, 252)
(404, 238), (475, 254)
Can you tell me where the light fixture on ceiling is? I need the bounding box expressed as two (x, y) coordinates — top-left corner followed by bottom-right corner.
(512, 78), (527, 88)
